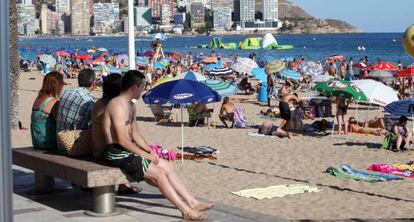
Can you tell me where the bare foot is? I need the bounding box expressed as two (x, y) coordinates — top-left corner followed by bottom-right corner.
(287, 133), (293, 140)
(193, 202), (214, 211)
(182, 210), (207, 221)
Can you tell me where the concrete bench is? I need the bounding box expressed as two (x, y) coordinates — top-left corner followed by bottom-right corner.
(12, 147), (133, 216)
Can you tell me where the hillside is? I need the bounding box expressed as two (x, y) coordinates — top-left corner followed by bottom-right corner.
(278, 0), (362, 34)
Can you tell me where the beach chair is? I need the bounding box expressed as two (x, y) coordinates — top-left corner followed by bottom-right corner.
(150, 104), (175, 122)
(186, 105), (205, 127)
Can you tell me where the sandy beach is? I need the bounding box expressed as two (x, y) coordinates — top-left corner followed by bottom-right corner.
(13, 70), (414, 220)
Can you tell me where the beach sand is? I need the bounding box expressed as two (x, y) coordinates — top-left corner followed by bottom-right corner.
(13, 70), (414, 220)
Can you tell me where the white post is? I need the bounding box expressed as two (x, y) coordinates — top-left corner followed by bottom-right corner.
(181, 107), (184, 164)
(0, 0), (13, 221)
(128, 0), (135, 70)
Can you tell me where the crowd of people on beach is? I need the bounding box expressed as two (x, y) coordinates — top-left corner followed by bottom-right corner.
(25, 37), (414, 219)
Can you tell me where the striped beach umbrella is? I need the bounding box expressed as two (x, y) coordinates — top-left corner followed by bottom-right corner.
(370, 62), (398, 71)
(280, 69), (300, 80)
(209, 67), (233, 76)
(300, 61), (323, 76)
(203, 79), (239, 96)
(175, 71), (207, 82)
(385, 98), (414, 117)
(39, 54), (56, 65)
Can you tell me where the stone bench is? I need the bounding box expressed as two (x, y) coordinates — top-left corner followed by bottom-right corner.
(12, 147), (133, 216)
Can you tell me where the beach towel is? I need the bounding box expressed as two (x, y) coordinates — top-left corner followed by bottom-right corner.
(248, 132), (276, 138)
(368, 163), (414, 178)
(230, 184), (322, 200)
(150, 144), (177, 161)
(234, 107), (247, 128)
(393, 163), (414, 171)
(180, 146), (219, 155)
(326, 164), (402, 182)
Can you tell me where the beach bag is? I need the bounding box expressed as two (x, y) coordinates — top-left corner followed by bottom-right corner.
(382, 132), (395, 150)
(57, 129), (91, 157)
(234, 107), (247, 128)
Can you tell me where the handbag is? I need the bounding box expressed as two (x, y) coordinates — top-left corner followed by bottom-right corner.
(57, 129), (92, 157)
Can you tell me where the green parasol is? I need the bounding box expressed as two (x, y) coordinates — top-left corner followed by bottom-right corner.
(315, 79), (367, 101)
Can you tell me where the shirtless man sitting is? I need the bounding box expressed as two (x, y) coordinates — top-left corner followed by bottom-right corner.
(219, 96), (236, 128)
(101, 70), (212, 220)
(258, 120), (292, 139)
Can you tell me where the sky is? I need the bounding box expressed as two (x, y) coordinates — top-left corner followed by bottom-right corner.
(288, 0), (414, 33)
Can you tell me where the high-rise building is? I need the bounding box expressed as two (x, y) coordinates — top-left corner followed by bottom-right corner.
(40, 4), (48, 34)
(239, 0), (254, 28)
(93, 2), (120, 34)
(19, 0), (32, 5)
(134, 7), (152, 28)
(137, 0), (148, 7)
(71, 0), (90, 35)
(147, 0), (175, 21)
(262, 0), (277, 22)
(56, 0), (70, 15)
(190, 2), (204, 27)
(17, 3), (36, 36)
(213, 7), (232, 30)
(160, 4), (172, 26)
(211, 0), (233, 10)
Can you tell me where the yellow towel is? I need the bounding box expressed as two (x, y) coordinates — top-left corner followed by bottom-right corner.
(393, 164), (414, 171)
(230, 184), (322, 200)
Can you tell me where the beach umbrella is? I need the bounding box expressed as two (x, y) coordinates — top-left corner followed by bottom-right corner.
(316, 79), (367, 101)
(73, 54), (91, 60)
(231, 57), (259, 75)
(175, 71), (207, 82)
(300, 61), (323, 76)
(370, 62), (398, 71)
(312, 74), (334, 83)
(220, 57), (235, 64)
(394, 67), (414, 78)
(369, 70), (393, 79)
(204, 63), (220, 72)
(385, 98), (414, 117)
(142, 79), (221, 163)
(352, 80), (399, 106)
(325, 55), (346, 63)
(280, 69), (300, 80)
(151, 33), (167, 40)
(87, 49), (96, 54)
(116, 54), (129, 65)
(20, 50), (38, 61)
(202, 79), (239, 96)
(92, 57), (106, 65)
(91, 65), (103, 71)
(251, 68), (267, 83)
(55, 50), (70, 57)
(135, 56), (148, 66)
(39, 54), (56, 65)
(154, 61), (168, 69)
(203, 57), (218, 64)
(353, 63), (370, 71)
(97, 47), (108, 52)
(209, 67), (233, 76)
(154, 76), (176, 87)
(264, 60), (285, 73)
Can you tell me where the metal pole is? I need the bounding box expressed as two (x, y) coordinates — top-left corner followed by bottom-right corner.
(0, 0), (13, 221)
(128, 0), (136, 70)
(181, 107), (184, 164)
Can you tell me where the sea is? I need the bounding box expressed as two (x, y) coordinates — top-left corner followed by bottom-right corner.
(19, 33), (414, 65)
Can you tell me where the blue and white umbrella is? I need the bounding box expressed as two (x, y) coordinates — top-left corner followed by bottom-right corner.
(209, 67), (233, 76)
(385, 98), (414, 117)
(300, 61), (323, 76)
(251, 68), (267, 83)
(203, 79), (239, 96)
(39, 54), (57, 65)
(143, 79), (221, 163)
(175, 71), (207, 82)
(204, 63), (220, 72)
(280, 69), (300, 80)
(151, 33), (167, 40)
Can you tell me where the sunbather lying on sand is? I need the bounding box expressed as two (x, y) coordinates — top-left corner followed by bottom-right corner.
(260, 108), (279, 118)
(348, 117), (385, 136)
(258, 121), (292, 139)
(348, 116), (385, 129)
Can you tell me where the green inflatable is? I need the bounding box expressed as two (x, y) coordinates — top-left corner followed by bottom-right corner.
(197, 37), (237, 49)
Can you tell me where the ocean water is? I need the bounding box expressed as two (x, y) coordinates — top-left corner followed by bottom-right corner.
(19, 33), (414, 65)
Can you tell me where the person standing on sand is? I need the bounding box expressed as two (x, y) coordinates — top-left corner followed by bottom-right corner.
(278, 94), (299, 130)
(101, 70), (213, 220)
(336, 97), (351, 135)
(266, 69), (275, 107)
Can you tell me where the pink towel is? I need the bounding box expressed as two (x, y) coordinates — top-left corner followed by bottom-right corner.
(367, 164), (414, 178)
(150, 144), (177, 161)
